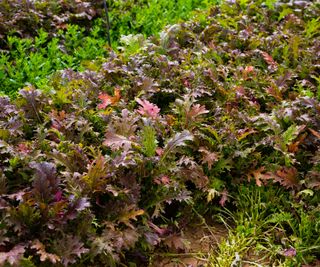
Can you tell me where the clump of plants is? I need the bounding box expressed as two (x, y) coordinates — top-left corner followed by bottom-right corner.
(108, 0), (220, 44)
(0, 0), (319, 266)
(0, 0), (102, 42)
(0, 0), (219, 42)
(0, 21), (109, 97)
(0, 0), (220, 97)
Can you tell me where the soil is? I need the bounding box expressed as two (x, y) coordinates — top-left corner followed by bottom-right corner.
(149, 223), (228, 267)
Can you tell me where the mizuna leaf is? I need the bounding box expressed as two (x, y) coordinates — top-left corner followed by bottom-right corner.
(275, 71), (292, 88)
(274, 167), (299, 189)
(148, 222), (168, 236)
(172, 189), (192, 203)
(0, 244), (25, 266)
(116, 228), (140, 250)
(260, 51), (278, 71)
(19, 86), (44, 122)
(161, 130), (193, 161)
(48, 147), (89, 173)
(82, 155), (108, 191)
(51, 235), (89, 267)
(0, 97), (23, 137)
(118, 206), (144, 228)
(237, 128), (257, 141)
(144, 231), (161, 246)
(247, 167), (273, 187)
(188, 104), (209, 118)
(141, 126), (158, 157)
(32, 240), (61, 264)
(64, 196), (91, 220)
(219, 189), (229, 207)
(103, 131), (137, 151)
(92, 226), (139, 260)
(266, 86), (282, 101)
(136, 98), (160, 119)
(242, 66), (255, 79)
(288, 133), (307, 153)
(282, 125), (306, 145)
(112, 109), (139, 137)
(309, 128), (320, 139)
(177, 157), (209, 189)
(98, 88), (121, 109)
(30, 162), (60, 203)
(185, 104), (209, 128)
(50, 110), (66, 131)
(154, 175), (171, 185)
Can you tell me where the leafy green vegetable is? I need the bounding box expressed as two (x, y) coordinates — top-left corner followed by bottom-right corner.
(0, 0), (319, 265)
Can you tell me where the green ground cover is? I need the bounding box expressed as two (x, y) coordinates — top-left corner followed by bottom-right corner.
(0, 0), (319, 266)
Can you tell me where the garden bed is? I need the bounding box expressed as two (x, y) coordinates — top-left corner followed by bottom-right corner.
(0, 0), (319, 266)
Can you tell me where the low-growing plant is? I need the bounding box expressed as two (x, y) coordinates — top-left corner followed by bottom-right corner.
(212, 185), (320, 266)
(0, 0), (220, 96)
(0, 21), (109, 97)
(108, 0), (220, 45)
(0, 0), (319, 265)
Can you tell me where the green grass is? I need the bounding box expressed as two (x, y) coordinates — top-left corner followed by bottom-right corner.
(209, 186), (320, 266)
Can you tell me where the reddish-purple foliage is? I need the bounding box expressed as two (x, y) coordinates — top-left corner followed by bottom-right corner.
(0, 0), (319, 265)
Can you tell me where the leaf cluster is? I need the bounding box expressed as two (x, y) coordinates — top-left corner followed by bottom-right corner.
(0, 0), (320, 265)
(0, 0), (220, 96)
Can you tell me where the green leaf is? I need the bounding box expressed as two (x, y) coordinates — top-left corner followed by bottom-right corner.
(282, 125), (299, 145)
(297, 189), (314, 197)
(141, 126), (158, 157)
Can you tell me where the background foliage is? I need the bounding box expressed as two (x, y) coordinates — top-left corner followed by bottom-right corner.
(0, 0), (219, 96)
